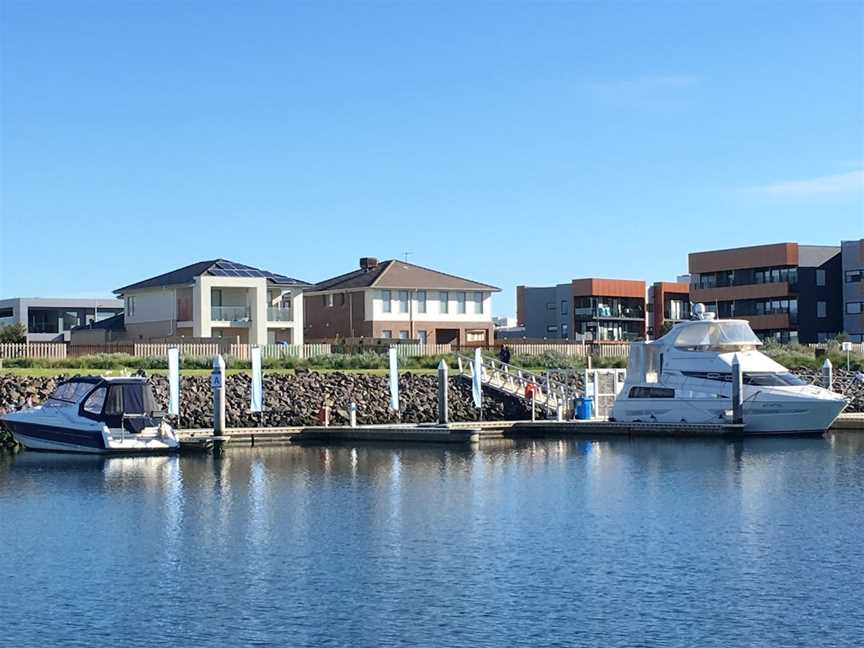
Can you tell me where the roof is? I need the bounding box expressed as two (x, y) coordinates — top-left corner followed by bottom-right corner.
(71, 313), (125, 332)
(114, 259), (310, 294)
(308, 259), (500, 292)
(798, 245), (840, 268)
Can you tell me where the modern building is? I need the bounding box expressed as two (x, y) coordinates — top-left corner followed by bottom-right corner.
(515, 283), (573, 339)
(841, 238), (864, 342)
(114, 259), (308, 344)
(647, 281), (691, 339)
(688, 242), (843, 343)
(0, 297), (124, 342)
(517, 278), (647, 341)
(304, 257), (499, 345)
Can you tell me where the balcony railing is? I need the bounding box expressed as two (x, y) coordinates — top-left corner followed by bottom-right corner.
(267, 306), (293, 322)
(211, 305), (251, 321)
(574, 307), (645, 320)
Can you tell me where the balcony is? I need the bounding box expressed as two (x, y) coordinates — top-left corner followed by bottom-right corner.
(211, 305), (251, 322)
(267, 306), (293, 322)
(574, 307), (645, 320)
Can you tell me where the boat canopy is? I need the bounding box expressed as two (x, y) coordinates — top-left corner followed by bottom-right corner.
(664, 320), (762, 350)
(626, 342), (662, 384)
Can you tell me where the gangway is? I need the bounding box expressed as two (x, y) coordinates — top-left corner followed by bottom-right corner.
(454, 353), (581, 419)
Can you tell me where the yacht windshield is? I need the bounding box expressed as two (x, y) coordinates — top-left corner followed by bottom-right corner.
(671, 321), (761, 351)
(44, 380), (96, 407)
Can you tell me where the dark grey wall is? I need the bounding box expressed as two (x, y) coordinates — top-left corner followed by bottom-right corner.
(520, 284), (573, 339)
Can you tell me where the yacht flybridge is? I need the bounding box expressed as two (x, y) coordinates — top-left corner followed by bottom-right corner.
(0, 376), (179, 454)
(610, 305), (847, 435)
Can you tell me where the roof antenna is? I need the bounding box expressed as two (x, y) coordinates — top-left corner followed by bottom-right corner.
(403, 251), (412, 263)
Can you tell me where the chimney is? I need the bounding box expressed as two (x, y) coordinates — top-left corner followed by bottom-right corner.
(359, 257), (379, 272)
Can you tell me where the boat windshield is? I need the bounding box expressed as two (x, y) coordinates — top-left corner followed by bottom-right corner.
(670, 321), (762, 351)
(43, 380), (96, 407)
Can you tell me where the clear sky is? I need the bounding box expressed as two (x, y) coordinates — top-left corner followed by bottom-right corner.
(1, 1), (862, 316)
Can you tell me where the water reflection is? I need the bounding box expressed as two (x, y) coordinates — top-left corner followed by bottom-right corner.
(1, 436), (863, 647)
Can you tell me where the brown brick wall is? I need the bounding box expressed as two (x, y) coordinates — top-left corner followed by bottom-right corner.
(304, 291), (370, 340)
(571, 278), (646, 298)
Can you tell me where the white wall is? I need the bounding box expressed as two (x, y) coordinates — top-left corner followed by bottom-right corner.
(367, 288), (493, 322)
(125, 287), (176, 323)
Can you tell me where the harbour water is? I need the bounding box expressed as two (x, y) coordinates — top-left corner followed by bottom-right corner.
(1, 437), (863, 647)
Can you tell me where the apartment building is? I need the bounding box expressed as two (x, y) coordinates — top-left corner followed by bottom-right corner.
(114, 259), (308, 344)
(842, 238), (864, 342)
(688, 242), (842, 343)
(517, 278), (647, 341)
(0, 297), (124, 342)
(304, 257), (499, 345)
(647, 281), (691, 339)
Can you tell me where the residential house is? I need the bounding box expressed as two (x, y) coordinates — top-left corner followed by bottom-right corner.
(0, 297), (124, 342)
(647, 281), (690, 339)
(114, 259), (308, 344)
(304, 257), (499, 345)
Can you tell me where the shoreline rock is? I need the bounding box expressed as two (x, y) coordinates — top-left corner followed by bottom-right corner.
(1, 369), (862, 450)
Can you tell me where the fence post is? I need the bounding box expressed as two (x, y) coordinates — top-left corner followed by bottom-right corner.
(822, 358), (833, 392)
(731, 355), (743, 425)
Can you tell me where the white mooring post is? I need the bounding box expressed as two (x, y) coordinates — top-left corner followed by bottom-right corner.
(822, 358), (834, 392)
(731, 355), (743, 425)
(211, 355), (226, 435)
(349, 402), (357, 428)
(437, 360), (449, 424)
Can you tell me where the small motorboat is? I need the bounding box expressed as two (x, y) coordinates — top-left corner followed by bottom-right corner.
(610, 304), (848, 435)
(0, 376), (179, 454)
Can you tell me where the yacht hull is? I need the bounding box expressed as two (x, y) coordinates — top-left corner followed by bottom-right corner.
(3, 419), (177, 455)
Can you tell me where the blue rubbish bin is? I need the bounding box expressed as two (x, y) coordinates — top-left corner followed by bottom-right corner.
(577, 397), (593, 420)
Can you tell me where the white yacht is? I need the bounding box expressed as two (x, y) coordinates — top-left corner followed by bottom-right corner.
(610, 305), (847, 435)
(1, 376), (179, 454)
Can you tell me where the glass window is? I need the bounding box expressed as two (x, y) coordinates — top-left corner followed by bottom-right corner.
(465, 330), (486, 342)
(473, 292), (484, 314)
(398, 290), (409, 314)
(0, 307), (13, 318)
(846, 270), (862, 283)
(546, 325), (558, 333)
(326, 294), (334, 308)
(49, 381), (96, 404)
(381, 290), (391, 313)
(561, 324), (569, 339)
(546, 302), (556, 310)
(440, 291), (449, 314)
(816, 269), (826, 286)
(381, 330), (392, 338)
(417, 330), (427, 344)
(817, 301), (827, 318)
(560, 300), (568, 315)
(847, 302), (862, 315)
(398, 330), (409, 339)
(416, 290), (426, 314)
(82, 387), (107, 415)
(629, 386), (675, 398)
(455, 292), (466, 314)
(105, 386), (124, 415)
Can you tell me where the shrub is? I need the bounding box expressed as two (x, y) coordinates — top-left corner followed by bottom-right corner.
(0, 323), (27, 343)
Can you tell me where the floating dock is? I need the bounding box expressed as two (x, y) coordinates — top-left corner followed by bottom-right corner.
(174, 413), (864, 451)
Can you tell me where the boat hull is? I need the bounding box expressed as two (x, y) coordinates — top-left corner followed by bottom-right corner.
(3, 419), (177, 455)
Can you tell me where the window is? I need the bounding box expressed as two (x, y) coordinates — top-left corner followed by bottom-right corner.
(440, 291), (449, 314)
(381, 330), (392, 338)
(561, 324), (569, 339)
(473, 292), (484, 314)
(817, 301), (827, 318)
(105, 386), (124, 415)
(0, 308), (13, 318)
(546, 325), (558, 334)
(382, 290), (392, 313)
(847, 302), (862, 315)
(465, 329), (486, 343)
(326, 294), (334, 308)
(398, 290), (409, 314)
(125, 297), (135, 317)
(560, 300), (568, 315)
(417, 330), (428, 344)
(417, 290), (427, 314)
(846, 270), (863, 283)
(816, 269), (826, 286)
(339, 293), (346, 306)
(82, 387), (107, 415)
(629, 386), (675, 398)
(546, 302), (556, 310)
(399, 330), (409, 339)
(455, 292), (466, 314)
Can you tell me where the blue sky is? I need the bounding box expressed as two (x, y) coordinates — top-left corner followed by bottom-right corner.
(1, 1), (862, 316)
